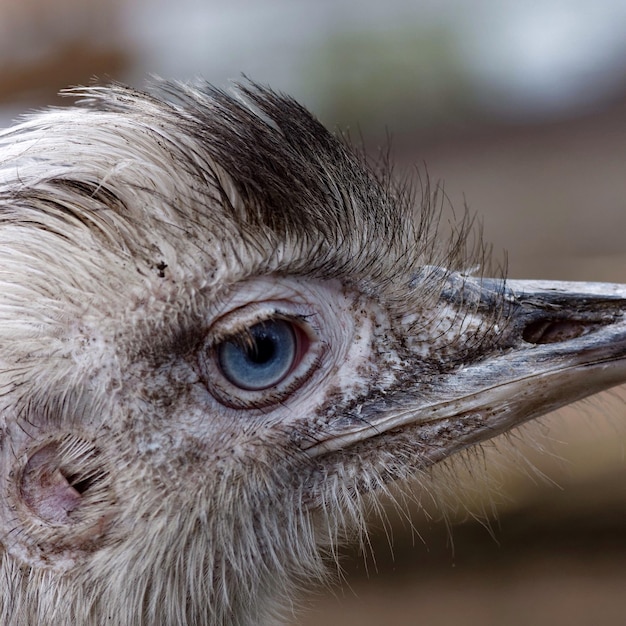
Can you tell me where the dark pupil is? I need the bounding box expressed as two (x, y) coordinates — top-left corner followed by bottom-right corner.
(247, 333), (276, 364)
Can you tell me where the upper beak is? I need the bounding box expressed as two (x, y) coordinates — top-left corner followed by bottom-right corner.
(306, 271), (626, 461)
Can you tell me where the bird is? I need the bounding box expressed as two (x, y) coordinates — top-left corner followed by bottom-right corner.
(0, 80), (625, 626)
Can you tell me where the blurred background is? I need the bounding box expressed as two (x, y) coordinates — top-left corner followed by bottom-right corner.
(2, 0), (626, 624)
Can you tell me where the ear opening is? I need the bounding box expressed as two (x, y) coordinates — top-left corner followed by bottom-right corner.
(1, 434), (114, 571)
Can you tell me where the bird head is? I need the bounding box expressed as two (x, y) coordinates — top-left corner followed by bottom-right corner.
(0, 82), (625, 625)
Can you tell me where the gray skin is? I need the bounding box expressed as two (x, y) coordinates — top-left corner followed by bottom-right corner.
(0, 82), (624, 625)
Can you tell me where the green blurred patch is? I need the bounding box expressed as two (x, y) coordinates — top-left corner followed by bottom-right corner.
(302, 21), (475, 134)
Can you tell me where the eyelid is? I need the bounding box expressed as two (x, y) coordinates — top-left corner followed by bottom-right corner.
(207, 302), (314, 346)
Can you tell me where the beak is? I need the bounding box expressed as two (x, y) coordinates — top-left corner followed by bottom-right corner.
(306, 271), (626, 462)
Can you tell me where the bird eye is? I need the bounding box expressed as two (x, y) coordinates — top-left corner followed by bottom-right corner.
(217, 319), (298, 391)
(199, 307), (318, 409)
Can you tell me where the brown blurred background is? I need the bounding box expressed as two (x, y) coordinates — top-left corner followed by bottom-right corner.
(2, 1), (626, 624)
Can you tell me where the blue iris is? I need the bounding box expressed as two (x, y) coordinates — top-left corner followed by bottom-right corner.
(218, 319), (297, 391)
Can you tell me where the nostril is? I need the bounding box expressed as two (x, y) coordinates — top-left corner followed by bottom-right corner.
(522, 319), (588, 344)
